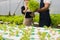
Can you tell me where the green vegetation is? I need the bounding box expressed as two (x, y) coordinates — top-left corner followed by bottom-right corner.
(0, 14), (60, 40)
(0, 15), (24, 25)
(50, 14), (60, 27)
(28, 0), (39, 12)
(0, 22), (60, 40)
(0, 35), (3, 40)
(20, 27), (32, 40)
(38, 31), (47, 40)
(0, 14), (60, 27)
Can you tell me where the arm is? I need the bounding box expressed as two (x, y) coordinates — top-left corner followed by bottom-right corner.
(23, 1), (28, 13)
(37, 3), (50, 12)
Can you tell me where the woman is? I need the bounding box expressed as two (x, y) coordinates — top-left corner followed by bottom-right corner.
(37, 0), (51, 27)
(21, 0), (35, 26)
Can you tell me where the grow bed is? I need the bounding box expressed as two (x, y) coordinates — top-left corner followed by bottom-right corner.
(0, 24), (60, 40)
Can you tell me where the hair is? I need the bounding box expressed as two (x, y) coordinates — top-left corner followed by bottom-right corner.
(21, 6), (25, 15)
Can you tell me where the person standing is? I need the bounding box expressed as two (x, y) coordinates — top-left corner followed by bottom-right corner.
(37, 0), (51, 27)
(21, 0), (35, 26)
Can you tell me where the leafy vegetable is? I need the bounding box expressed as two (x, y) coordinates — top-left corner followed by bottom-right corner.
(28, 0), (40, 12)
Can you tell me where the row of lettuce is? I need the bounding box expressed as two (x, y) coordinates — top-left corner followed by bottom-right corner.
(0, 14), (60, 27)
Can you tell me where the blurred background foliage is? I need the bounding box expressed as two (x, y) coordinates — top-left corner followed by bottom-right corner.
(0, 14), (60, 27)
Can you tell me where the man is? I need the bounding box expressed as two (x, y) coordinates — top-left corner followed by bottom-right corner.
(37, 0), (51, 27)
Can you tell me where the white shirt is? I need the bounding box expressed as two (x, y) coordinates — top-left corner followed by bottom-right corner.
(38, 0), (51, 4)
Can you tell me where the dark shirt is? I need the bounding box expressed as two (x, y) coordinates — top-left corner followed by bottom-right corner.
(25, 12), (32, 18)
(21, 6), (32, 18)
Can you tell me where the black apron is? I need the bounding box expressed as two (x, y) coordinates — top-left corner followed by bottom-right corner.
(39, 0), (51, 27)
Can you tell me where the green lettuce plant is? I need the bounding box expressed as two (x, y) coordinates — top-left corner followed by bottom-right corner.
(28, 0), (40, 12)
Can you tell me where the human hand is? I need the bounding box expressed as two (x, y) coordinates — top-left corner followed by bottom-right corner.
(33, 8), (40, 12)
(36, 8), (40, 12)
(23, 10), (27, 13)
(30, 13), (35, 17)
